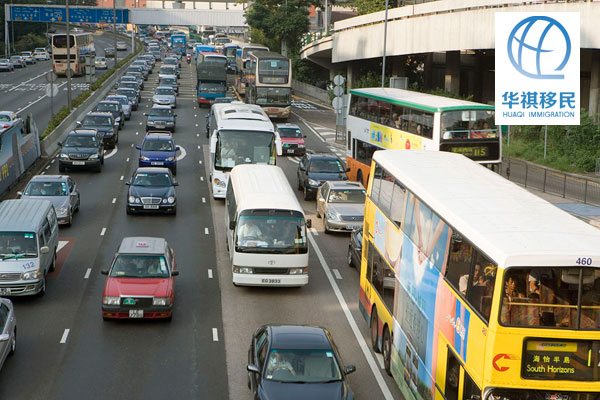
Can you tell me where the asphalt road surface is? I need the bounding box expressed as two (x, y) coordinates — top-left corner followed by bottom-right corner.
(0, 60), (404, 399)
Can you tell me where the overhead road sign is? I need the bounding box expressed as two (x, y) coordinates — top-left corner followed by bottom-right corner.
(7, 5), (129, 24)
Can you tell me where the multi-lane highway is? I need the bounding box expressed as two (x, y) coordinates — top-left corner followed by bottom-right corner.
(0, 51), (405, 399)
(0, 29), (132, 135)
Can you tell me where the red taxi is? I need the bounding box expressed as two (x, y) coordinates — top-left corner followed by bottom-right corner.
(101, 237), (179, 320)
(276, 123), (306, 156)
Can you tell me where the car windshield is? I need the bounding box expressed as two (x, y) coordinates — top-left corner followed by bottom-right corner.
(149, 108), (173, 117)
(160, 79), (176, 85)
(328, 189), (366, 203)
(10, 56), (21, 61)
(0, 59), (9, 63)
(278, 127), (302, 138)
(160, 67), (176, 74)
(214, 130), (275, 169)
(116, 90), (135, 98)
(108, 97), (127, 105)
(164, 59), (176, 64)
(155, 88), (174, 96)
(97, 104), (117, 112)
(25, 181), (67, 196)
(264, 349), (342, 383)
(500, 267), (600, 330)
(235, 211), (307, 254)
(122, 76), (136, 82)
(64, 134), (97, 147)
(142, 139), (174, 151)
(0, 115), (12, 122)
(310, 158), (345, 173)
(120, 83), (137, 89)
(199, 82), (224, 92)
(132, 172), (172, 186)
(110, 254), (170, 278)
(0, 232), (38, 259)
(83, 116), (111, 126)
(96, 57), (105, 62)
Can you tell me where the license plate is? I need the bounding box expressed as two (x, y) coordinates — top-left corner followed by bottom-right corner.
(143, 205), (159, 209)
(261, 278), (281, 284)
(0, 288), (10, 295)
(72, 161), (85, 165)
(346, 225), (355, 230)
(151, 162), (163, 165)
(129, 309), (143, 318)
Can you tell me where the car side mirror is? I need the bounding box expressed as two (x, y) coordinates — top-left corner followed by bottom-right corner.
(125, 180), (131, 185)
(299, 166), (306, 172)
(76, 121), (82, 127)
(306, 219), (312, 229)
(143, 113), (148, 116)
(0, 333), (9, 342)
(175, 146), (180, 151)
(229, 220), (235, 230)
(114, 122), (119, 127)
(100, 269), (109, 275)
(57, 141), (62, 147)
(247, 364), (260, 375)
(173, 181), (179, 186)
(174, 114), (177, 117)
(345, 365), (356, 375)
(40, 246), (50, 254)
(171, 270), (179, 276)
(136, 145), (141, 150)
(17, 191), (23, 197)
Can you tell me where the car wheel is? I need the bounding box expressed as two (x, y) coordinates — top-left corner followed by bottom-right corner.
(95, 163), (102, 173)
(382, 326), (392, 376)
(49, 251), (56, 272)
(303, 185), (311, 201)
(115, 132), (119, 144)
(347, 246), (354, 267)
(9, 328), (16, 356)
(172, 167), (177, 176)
(297, 175), (302, 191)
(76, 196), (81, 212)
(59, 164), (66, 172)
(370, 307), (380, 352)
(38, 275), (46, 297)
(101, 156), (104, 165)
(126, 207), (133, 215)
(170, 207), (177, 216)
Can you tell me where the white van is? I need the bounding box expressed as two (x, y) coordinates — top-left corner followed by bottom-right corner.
(0, 199), (59, 296)
(208, 103), (281, 199)
(225, 165), (310, 287)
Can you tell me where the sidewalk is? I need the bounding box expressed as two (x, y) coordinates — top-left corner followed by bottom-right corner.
(292, 97), (600, 229)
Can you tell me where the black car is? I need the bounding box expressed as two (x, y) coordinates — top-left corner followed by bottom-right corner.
(58, 129), (105, 172)
(297, 153), (349, 200)
(126, 167), (178, 215)
(144, 105), (176, 132)
(347, 227), (362, 268)
(94, 100), (124, 128)
(117, 82), (141, 101)
(78, 112), (119, 148)
(104, 47), (116, 58)
(247, 325), (356, 400)
(115, 88), (139, 110)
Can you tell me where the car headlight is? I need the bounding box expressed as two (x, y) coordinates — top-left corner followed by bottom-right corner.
(152, 97), (158, 102)
(22, 270), (41, 280)
(59, 153), (69, 160)
(102, 296), (120, 305)
(289, 267), (308, 275)
(147, 121), (155, 125)
(167, 196), (175, 204)
(308, 178), (320, 187)
(128, 196), (140, 204)
(326, 211), (340, 221)
(298, 144), (305, 148)
(152, 297), (171, 306)
(58, 205), (68, 214)
(214, 178), (226, 188)
(233, 266), (253, 274)
(165, 156), (175, 162)
(166, 122), (174, 126)
(89, 154), (99, 159)
(140, 156), (150, 161)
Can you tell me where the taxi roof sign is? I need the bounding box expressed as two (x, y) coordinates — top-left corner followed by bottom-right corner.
(136, 241), (148, 247)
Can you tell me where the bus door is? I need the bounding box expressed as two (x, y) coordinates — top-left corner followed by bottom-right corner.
(436, 345), (481, 400)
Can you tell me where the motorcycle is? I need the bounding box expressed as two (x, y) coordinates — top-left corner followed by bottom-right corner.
(186, 54), (191, 64)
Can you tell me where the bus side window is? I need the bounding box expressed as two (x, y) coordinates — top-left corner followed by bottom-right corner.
(445, 234), (473, 297)
(370, 163), (383, 204)
(366, 242), (374, 285)
(445, 351), (460, 400)
(389, 180), (406, 227)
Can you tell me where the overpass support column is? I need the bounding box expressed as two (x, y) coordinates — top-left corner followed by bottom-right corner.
(444, 51), (460, 95)
(589, 51), (600, 120)
(347, 62), (354, 91)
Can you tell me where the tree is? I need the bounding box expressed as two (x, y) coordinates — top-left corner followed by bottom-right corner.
(245, 0), (323, 56)
(350, 0), (398, 15)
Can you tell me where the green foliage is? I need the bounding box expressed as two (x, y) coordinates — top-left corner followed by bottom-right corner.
(248, 28), (280, 53)
(353, 70), (388, 89)
(350, 0), (398, 15)
(291, 57), (329, 86)
(504, 110), (600, 173)
(424, 88), (473, 101)
(14, 33), (48, 53)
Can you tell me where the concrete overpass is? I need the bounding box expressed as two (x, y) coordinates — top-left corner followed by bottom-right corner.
(300, 0), (600, 113)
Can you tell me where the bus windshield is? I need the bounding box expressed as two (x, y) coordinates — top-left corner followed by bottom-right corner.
(258, 59), (289, 84)
(500, 267), (600, 330)
(256, 87), (291, 106)
(235, 210), (307, 254)
(52, 35), (75, 48)
(441, 109), (497, 140)
(215, 130), (274, 170)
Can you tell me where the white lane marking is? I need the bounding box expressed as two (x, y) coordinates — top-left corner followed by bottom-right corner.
(135, 131), (139, 135)
(51, 159), (55, 164)
(176, 145), (187, 161)
(57, 240), (69, 253)
(112, 198), (116, 204)
(196, 133), (199, 137)
(202, 197), (206, 203)
(208, 269), (213, 279)
(41, 171), (45, 175)
(375, 353), (385, 370)
(60, 329), (70, 344)
(100, 227), (106, 236)
(200, 176), (204, 181)
(198, 160), (202, 165)
(332, 268), (343, 280)
(16, 82), (67, 113)
(195, 123), (198, 127)
(139, 122), (142, 125)
(212, 328), (219, 342)
(307, 232), (394, 399)
(194, 114), (197, 117)
(204, 227), (209, 235)
(197, 145), (200, 149)
(287, 157), (300, 164)
(10, 69), (51, 91)
(294, 114), (327, 143)
(309, 227), (319, 236)
(104, 146), (118, 159)
(84, 268), (91, 279)
(119, 175), (124, 181)
(126, 157), (130, 162)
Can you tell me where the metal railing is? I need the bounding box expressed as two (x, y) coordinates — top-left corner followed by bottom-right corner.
(503, 158), (600, 206)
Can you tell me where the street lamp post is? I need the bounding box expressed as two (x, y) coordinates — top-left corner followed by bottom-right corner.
(381, 0), (389, 88)
(66, 0), (72, 111)
(113, 0), (117, 67)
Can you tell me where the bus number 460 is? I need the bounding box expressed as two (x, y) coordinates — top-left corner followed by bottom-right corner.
(576, 257), (593, 265)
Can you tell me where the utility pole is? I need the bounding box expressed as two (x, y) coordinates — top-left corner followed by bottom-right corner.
(113, 0), (118, 67)
(381, 0), (389, 88)
(66, 0), (72, 111)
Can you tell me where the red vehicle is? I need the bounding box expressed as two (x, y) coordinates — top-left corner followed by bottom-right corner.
(101, 237), (179, 320)
(276, 123), (306, 156)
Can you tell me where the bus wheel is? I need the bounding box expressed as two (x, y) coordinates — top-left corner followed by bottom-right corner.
(356, 170), (364, 186)
(382, 326), (392, 376)
(370, 308), (380, 352)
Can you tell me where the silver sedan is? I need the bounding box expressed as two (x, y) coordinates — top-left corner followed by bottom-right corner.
(0, 297), (17, 371)
(19, 175), (81, 226)
(316, 181), (366, 233)
(152, 86), (177, 108)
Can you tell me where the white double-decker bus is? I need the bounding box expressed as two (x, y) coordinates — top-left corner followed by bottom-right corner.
(225, 165), (309, 287)
(208, 103), (281, 199)
(51, 32), (94, 77)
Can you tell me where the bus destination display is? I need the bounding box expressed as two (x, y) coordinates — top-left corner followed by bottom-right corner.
(522, 339), (599, 381)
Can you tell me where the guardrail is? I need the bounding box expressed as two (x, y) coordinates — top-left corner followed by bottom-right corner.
(502, 158), (600, 206)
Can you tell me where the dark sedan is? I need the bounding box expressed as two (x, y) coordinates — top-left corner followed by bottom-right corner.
(144, 105), (176, 132)
(126, 167), (178, 215)
(347, 227), (362, 268)
(58, 129), (105, 172)
(77, 112), (119, 148)
(247, 325), (356, 400)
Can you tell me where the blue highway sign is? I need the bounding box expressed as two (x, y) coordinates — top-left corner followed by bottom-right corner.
(8, 5), (128, 24)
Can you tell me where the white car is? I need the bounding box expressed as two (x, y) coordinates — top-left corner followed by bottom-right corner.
(116, 41), (127, 51)
(19, 52), (36, 65)
(33, 51), (50, 61)
(0, 111), (20, 133)
(95, 57), (107, 70)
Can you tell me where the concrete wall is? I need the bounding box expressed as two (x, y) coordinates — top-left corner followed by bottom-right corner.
(292, 79), (330, 105)
(331, 0), (600, 63)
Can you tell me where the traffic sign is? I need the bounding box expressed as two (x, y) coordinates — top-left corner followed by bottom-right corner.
(8, 5), (129, 24)
(332, 97), (343, 111)
(333, 75), (345, 86)
(45, 84), (59, 98)
(333, 86), (344, 97)
(45, 71), (57, 83)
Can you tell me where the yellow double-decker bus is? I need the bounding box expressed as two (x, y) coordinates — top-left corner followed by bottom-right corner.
(360, 150), (600, 400)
